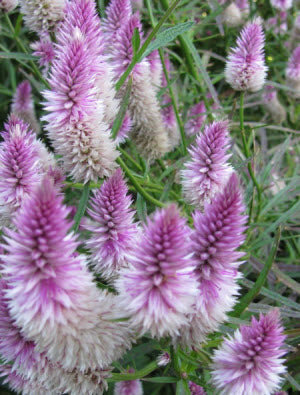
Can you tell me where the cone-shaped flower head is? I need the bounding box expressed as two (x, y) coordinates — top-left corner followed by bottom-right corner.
(103, 0), (132, 44)
(114, 111), (132, 145)
(262, 85), (286, 123)
(185, 102), (207, 137)
(211, 309), (287, 395)
(181, 121), (233, 208)
(0, 0), (18, 13)
(286, 45), (300, 82)
(178, 173), (247, 347)
(31, 34), (55, 76)
(225, 18), (267, 92)
(147, 50), (163, 90)
(19, 0), (65, 33)
(114, 370), (143, 395)
(0, 116), (41, 222)
(189, 382), (207, 395)
(85, 169), (137, 280)
(270, 0), (292, 10)
(11, 81), (40, 134)
(117, 204), (197, 338)
(43, 26), (118, 183)
(1, 177), (132, 372)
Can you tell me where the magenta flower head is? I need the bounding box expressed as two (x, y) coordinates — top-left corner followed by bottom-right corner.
(225, 18), (267, 92)
(11, 80), (40, 134)
(1, 177), (132, 372)
(43, 26), (118, 183)
(179, 173), (247, 347)
(270, 0), (292, 10)
(0, 116), (41, 223)
(211, 309), (287, 395)
(0, 0), (18, 12)
(185, 101), (207, 137)
(31, 34), (55, 76)
(85, 168), (137, 280)
(117, 204), (197, 338)
(181, 120), (233, 208)
(103, 0), (132, 44)
(189, 382), (206, 395)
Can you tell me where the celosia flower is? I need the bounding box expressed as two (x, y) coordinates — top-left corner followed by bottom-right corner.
(11, 80), (40, 134)
(148, 49), (163, 90)
(178, 174), (247, 347)
(85, 169), (137, 280)
(0, 0), (18, 12)
(117, 204), (197, 338)
(1, 177), (132, 372)
(19, 0), (65, 33)
(43, 26), (118, 183)
(181, 121), (233, 208)
(270, 0), (292, 10)
(31, 34), (55, 76)
(0, 116), (41, 223)
(211, 309), (287, 395)
(286, 45), (300, 82)
(189, 382), (207, 395)
(111, 13), (170, 160)
(114, 369), (143, 395)
(185, 102), (207, 137)
(262, 85), (286, 123)
(225, 18), (267, 92)
(102, 0), (132, 44)
(221, 3), (243, 27)
(115, 111), (132, 145)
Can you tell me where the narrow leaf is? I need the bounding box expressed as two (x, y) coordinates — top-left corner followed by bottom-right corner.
(71, 184), (90, 233)
(132, 27), (141, 57)
(111, 77), (132, 139)
(0, 52), (38, 61)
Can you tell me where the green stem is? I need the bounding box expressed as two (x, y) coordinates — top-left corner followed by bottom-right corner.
(115, 0), (181, 91)
(117, 158), (166, 208)
(118, 147), (143, 172)
(71, 184), (90, 233)
(108, 361), (158, 382)
(231, 227), (281, 317)
(239, 92), (262, 221)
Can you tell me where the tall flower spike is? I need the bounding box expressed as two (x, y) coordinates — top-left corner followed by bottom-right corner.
(225, 18), (267, 92)
(262, 85), (286, 123)
(11, 80), (40, 134)
(102, 0), (132, 45)
(43, 27), (118, 183)
(211, 310), (287, 395)
(286, 45), (300, 82)
(1, 177), (132, 372)
(178, 173), (247, 347)
(19, 0), (65, 33)
(0, 0), (18, 12)
(147, 50), (163, 90)
(181, 120), (233, 208)
(117, 204), (197, 338)
(270, 0), (292, 10)
(185, 101), (207, 137)
(31, 33), (55, 76)
(111, 13), (170, 160)
(85, 169), (137, 280)
(0, 116), (41, 224)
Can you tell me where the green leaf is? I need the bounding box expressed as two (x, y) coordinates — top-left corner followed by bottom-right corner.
(142, 376), (179, 383)
(111, 77), (132, 139)
(0, 52), (38, 61)
(136, 193), (147, 223)
(70, 184), (90, 233)
(142, 21), (194, 59)
(176, 379), (191, 395)
(132, 27), (141, 57)
(232, 227), (281, 317)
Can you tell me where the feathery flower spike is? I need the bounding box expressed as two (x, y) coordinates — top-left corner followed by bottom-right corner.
(111, 13), (170, 160)
(31, 34), (55, 76)
(185, 102), (207, 137)
(114, 370), (143, 395)
(262, 85), (286, 123)
(117, 204), (197, 338)
(19, 0), (65, 33)
(0, 0), (18, 12)
(270, 0), (292, 10)
(148, 50), (163, 90)
(85, 168), (137, 280)
(225, 18), (267, 92)
(11, 80), (40, 134)
(178, 173), (247, 347)
(0, 116), (41, 224)
(189, 382), (207, 395)
(1, 177), (132, 372)
(211, 309), (287, 395)
(43, 26), (118, 183)
(181, 120), (233, 208)
(286, 45), (300, 82)
(103, 0), (132, 45)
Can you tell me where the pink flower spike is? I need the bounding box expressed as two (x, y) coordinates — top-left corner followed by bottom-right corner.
(211, 310), (287, 395)
(1, 177), (132, 372)
(0, 0), (18, 13)
(11, 81), (40, 134)
(115, 111), (132, 145)
(103, 0), (132, 44)
(85, 169), (138, 280)
(270, 0), (292, 10)
(286, 45), (300, 82)
(31, 34), (55, 76)
(178, 173), (247, 347)
(181, 120), (233, 208)
(117, 204), (197, 338)
(225, 18), (267, 92)
(185, 102), (207, 137)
